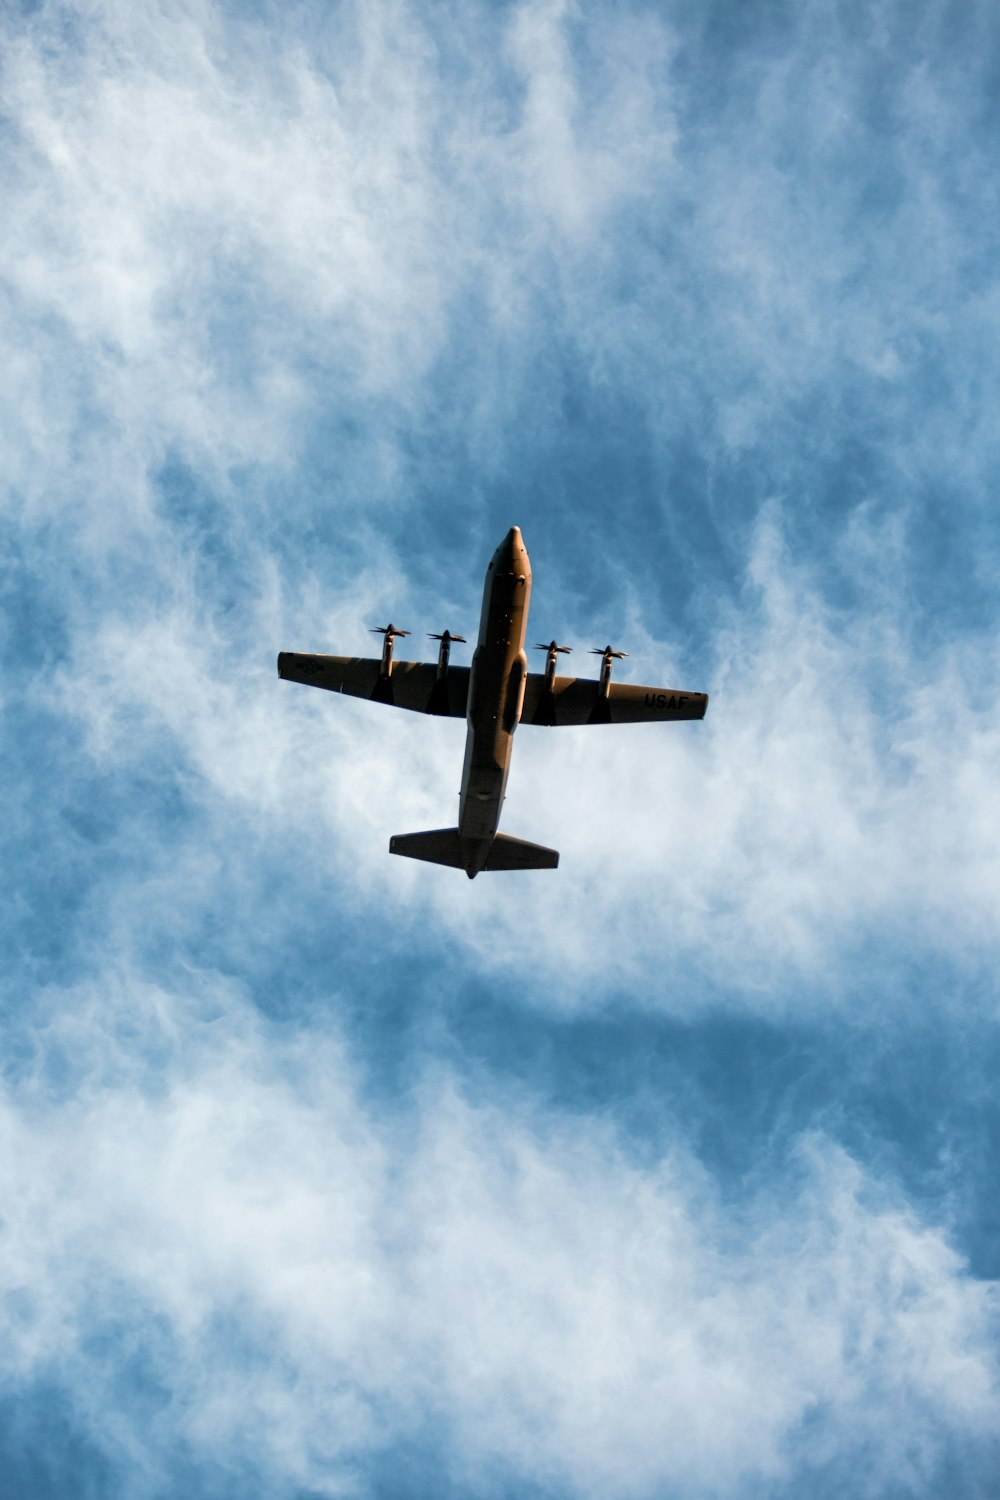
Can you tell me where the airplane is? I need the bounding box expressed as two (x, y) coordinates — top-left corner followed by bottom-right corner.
(278, 526), (708, 878)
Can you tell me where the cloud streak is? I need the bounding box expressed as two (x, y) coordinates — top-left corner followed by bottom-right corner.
(2, 977), (997, 1498)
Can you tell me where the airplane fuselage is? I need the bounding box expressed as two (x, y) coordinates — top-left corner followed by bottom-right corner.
(458, 526), (531, 869)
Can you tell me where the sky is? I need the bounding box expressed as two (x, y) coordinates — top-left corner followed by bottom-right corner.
(1, 0), (999, 1495)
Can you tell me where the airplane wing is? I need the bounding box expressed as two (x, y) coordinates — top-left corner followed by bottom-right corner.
(521, 673), (708, 726)
(277, 653), (470, 717)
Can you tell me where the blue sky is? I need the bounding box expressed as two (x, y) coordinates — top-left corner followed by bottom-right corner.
(2, 0), (999, 1495)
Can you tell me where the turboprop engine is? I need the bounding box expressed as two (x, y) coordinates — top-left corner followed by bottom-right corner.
(370, 623), (410, 677)
(590, 644), (629, 696)
(534, 639), (572, 686)
(428, 630), (467, 678)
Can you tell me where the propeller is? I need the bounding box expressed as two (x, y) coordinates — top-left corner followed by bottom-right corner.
(591, 644), (628, 693)
(534, 639), (571, 686)
(371, 623), (409, 676)
(429, 629), (467, 676)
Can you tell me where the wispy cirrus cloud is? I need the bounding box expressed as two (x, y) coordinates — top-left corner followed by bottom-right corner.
(2, 2), (999, 1497)
(44, 498), (1000, 1009)
(2, 976), (997, 1499)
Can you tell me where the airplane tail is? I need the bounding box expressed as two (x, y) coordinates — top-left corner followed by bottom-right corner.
(389, 828), (559, 878)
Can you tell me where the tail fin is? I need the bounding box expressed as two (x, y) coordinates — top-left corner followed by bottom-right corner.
(389, 828), (559, 877)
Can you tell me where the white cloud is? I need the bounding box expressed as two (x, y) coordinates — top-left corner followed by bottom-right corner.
(0, 0), (677, 504)
(1, 976), (995, 1496)
(500, 0), (677, 242)
(3, 5), (999, 1494)
(49, 501), (1000, 1009)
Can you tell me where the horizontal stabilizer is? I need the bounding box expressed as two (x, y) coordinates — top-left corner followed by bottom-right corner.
(389, 828), (559, 876)
(483, 834), (559, 871)
(389, 828), (466, 869)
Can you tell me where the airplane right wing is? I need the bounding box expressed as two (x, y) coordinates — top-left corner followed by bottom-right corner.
(521, 673), (708, 726)
(277, 653), (470, 717)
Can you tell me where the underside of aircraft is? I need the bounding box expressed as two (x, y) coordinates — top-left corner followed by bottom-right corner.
(278, 527), (708, 877)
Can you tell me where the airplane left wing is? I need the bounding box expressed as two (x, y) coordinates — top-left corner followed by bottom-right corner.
(521, 673), (708, 726)
(277, 653), (470, 717)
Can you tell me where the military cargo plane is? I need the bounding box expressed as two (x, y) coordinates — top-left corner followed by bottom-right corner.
(278, 526), (708, 878)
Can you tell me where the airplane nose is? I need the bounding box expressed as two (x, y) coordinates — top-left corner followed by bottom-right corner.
(489, 524), (529, 577)
(499, 525), (524, 562)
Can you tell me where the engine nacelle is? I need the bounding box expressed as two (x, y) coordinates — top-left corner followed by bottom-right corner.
(429, 630), (467, 679)
(590, 644), (628, 697)
(371, 623), (410, 677)
(534, 639), (572, 687)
